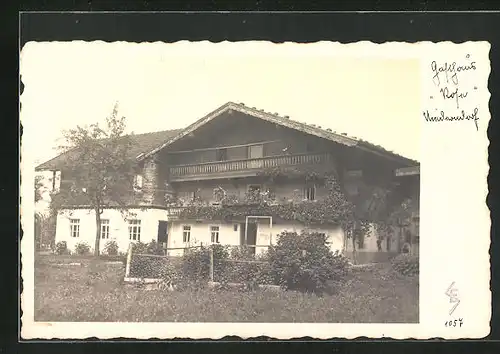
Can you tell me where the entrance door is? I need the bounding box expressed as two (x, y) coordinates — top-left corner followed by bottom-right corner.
(246, 222), (257, 255)
(157, 221), (169, 247)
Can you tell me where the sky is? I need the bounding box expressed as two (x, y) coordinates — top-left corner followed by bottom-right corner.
(20, 41), (421, 167)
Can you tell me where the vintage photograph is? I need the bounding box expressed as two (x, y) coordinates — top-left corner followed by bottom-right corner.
(25, 41), (421, 325)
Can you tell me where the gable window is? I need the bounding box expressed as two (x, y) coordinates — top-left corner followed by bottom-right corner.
(128, 219), (141, 241)
(182, 225), (191, 243)
(304, 185), (316, 201)
(210, 226), (220, 243)
(216, 148), (227, 161)
(70, 219), (80, 238)
(100, 219), (110, 239)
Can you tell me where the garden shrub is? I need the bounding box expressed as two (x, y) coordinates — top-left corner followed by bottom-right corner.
(74, 241), (91, 255)
(55, 241), (69, 255)
(103, 240), (119, 256)
(131, 241), (148, 254)
(267, 231), (349, 293)
(145, 239), (165, 255)
(391, 254), (419, 277)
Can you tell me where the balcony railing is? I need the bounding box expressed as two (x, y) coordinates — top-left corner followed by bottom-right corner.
(169, 152), (332, 181)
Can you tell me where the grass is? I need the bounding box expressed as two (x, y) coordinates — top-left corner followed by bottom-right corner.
(34, 254), (418, 323)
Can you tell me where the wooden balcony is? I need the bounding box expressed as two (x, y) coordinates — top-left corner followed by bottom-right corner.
(169, 152), (333, 182)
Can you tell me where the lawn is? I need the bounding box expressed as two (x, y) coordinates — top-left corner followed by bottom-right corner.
(34, 254), (419, 323)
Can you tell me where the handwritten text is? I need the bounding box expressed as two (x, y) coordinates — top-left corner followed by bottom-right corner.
(425, 54), (479, 131)
(423, 108), (479, 131)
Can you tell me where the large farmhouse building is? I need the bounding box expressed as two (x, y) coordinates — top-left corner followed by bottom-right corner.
(36, 102), (420, 262)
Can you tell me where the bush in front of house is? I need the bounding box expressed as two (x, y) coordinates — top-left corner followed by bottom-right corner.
(103, 240), (119, 256)
(55, 241), (69, 255)
(391, 254), (419, 277)
(266, 231), (349, 293)
(131, 241), (148, 254)
(74, 241), (91, 255)
(145, 239), (165, 255)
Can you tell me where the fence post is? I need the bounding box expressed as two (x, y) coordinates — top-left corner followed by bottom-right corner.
(125, 242), (133, 278)
(209, 247), (214, 282)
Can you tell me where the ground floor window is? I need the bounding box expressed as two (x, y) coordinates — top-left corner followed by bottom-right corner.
(183, 225), (191, 243)
(210, 226), (220, 243)
(70, 219), (80, 238)
(100, 219), (110, 239)
(128, 219), (141, 241)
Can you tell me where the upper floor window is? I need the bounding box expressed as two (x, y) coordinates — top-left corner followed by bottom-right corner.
(304, 185), (316, 201)
(70, 219), (80, 238)
(100, 219), (110, 239)
(183, 225), (191, 243)
(216, 148), (227, 161)
(248, 185), (261, 193)
(210, 226), (220, 243)
(248, 144), (264, 159)
(133, 175), (143, 190)
(128, 219), (141, 241)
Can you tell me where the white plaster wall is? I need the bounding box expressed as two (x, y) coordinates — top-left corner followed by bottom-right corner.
(55, 207), (170, 254)
(167, 221), (241, 256)
(167, 219), (345, 256)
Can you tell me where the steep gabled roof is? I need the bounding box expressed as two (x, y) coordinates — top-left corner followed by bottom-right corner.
(35, 129), (183, 171)
(36, 101), (419, 171)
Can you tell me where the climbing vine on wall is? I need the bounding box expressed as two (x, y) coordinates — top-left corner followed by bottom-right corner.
(173, 164), (411, 258)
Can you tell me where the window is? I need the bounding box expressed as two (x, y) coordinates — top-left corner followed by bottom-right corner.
(210, 226), (220, 243)
(70, 219), (80, 238)
(304, 185), (316, 201)
(216, 148), (227, 161)
(248, 144), (264, 159)
(248, 185), (261, 193)
(182, 225), (191, 243)
(186, 191), (196, 201)
(100, 219), (110, 239)
(133, 175), (143, 190)
(128, 220), (141, 241)
(233, 224), (238, 232)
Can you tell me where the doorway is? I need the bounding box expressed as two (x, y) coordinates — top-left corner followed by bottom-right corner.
(248, 144), (264, 169)
(157, 221), (169, 247)
(240, 221), (257, 255)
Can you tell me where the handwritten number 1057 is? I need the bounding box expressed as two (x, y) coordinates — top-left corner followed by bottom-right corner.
(445, 319), (463, 327)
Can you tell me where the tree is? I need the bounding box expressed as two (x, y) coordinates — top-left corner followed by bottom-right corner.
(34, 175), (44, 203)
(51, 103), (136, 256)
